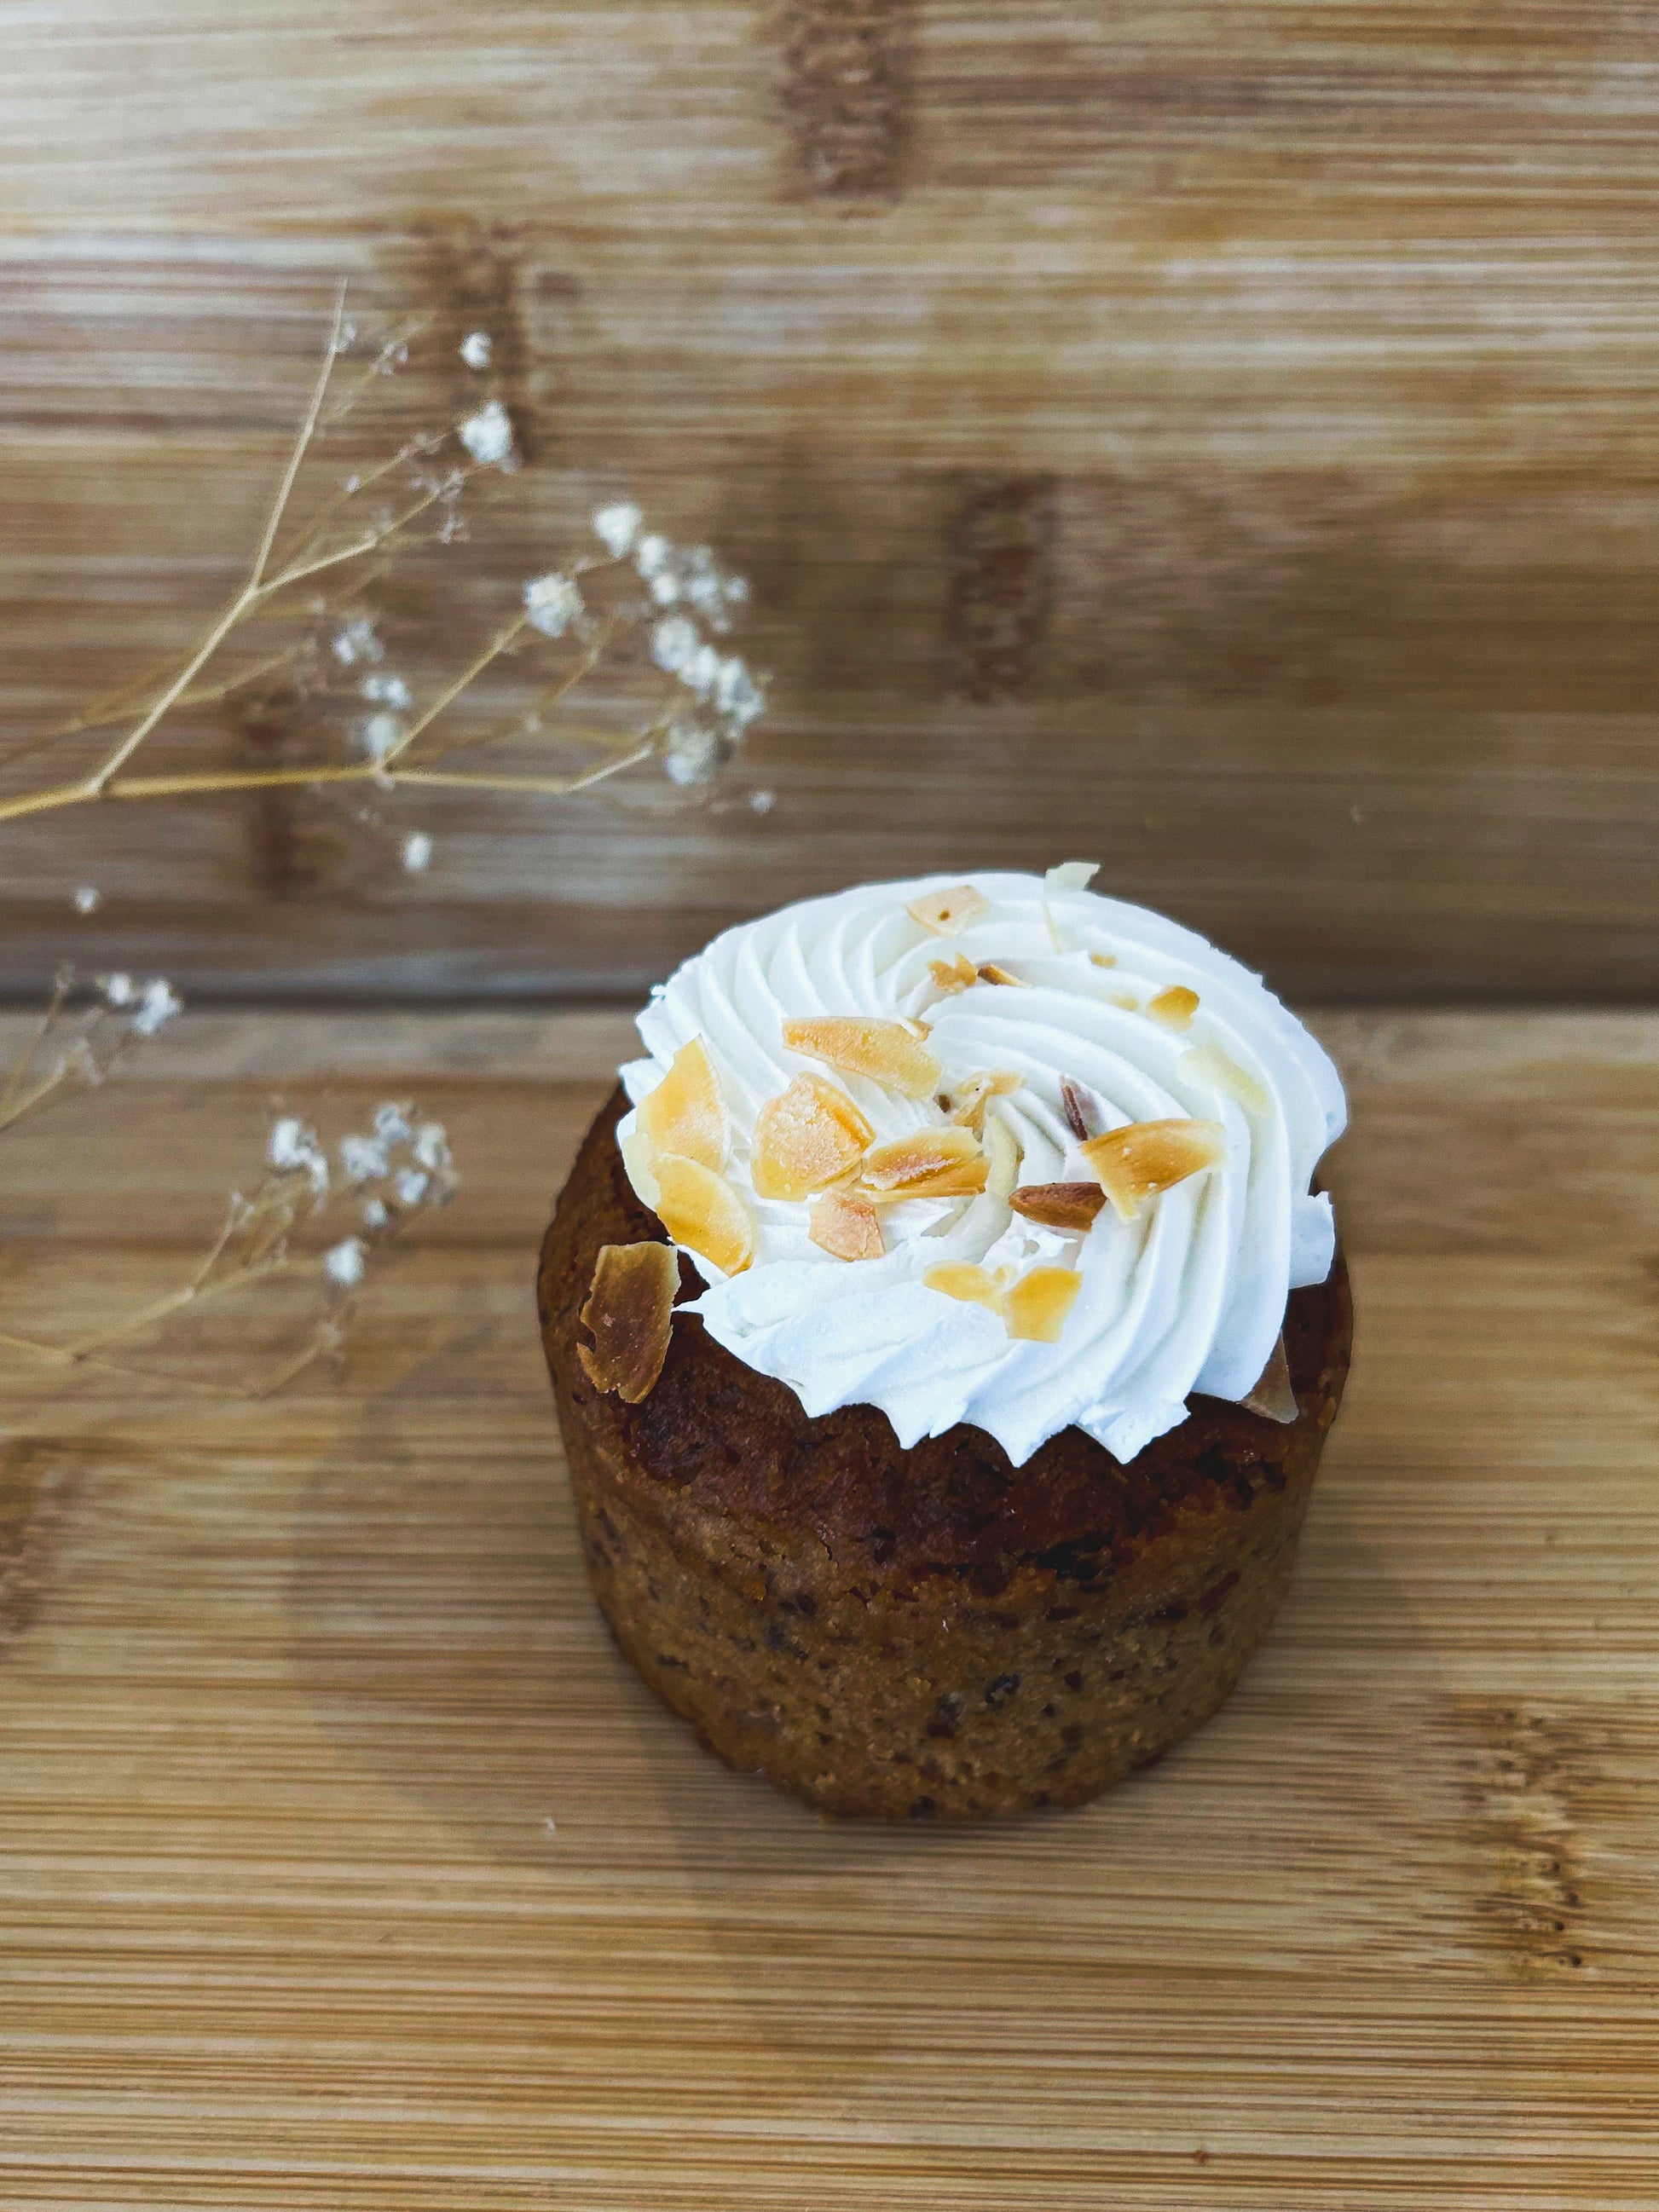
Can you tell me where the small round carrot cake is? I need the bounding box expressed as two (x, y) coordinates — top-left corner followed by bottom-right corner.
(539, 869), (1351, 1820)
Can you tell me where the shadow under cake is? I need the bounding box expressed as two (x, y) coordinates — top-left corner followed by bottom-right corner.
(540, 1086), (1352, 1822)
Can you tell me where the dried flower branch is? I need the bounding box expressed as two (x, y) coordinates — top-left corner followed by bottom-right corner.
(1, 286), (773, 1409)
(0, 1097), (458, 1397)
(0, 291), (771, 843)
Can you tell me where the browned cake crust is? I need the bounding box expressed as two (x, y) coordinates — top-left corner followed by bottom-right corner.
(539, 1086), (1352, 1821)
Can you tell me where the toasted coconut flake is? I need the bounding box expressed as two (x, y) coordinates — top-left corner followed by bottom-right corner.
(1044, 861), (1100, 893)
(637, 1036), (728, 1171)
(1089, 950), (1118, 968)
(1005, 1266), (1083, 1343)
(1060, 1074), (1104, 1142)
(1009, 1181), (1106, 1233)
(809, 1188), (885, 1262)
(928, 951), (979, 995)
(783, 1014), (941, 1099)
(619, 1125), (662, 1211)
(653, 1154), (755, 1274)
(900, 1015), (932, 1039)
(1110, 991), (1141, 1012)
(924, 1262), (1003, 1314)
(907, 883), (989, 937)
(1241, 1331), (1298, 1423)
(752, 1074), (873, 1200)
(578, 1241), (679, 1403)
(949, 1069), (1024, 1133)
(1147, 985), (1200, 1029)
(1182, 1042), (1271, 1116)
(860, 1124), (988, 1200)
(976, 962), (1029, 988)
(1080, 1118), (1227, 1221)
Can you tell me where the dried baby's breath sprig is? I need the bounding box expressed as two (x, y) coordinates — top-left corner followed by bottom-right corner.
(0, 1097), (460, 1397)
(0, 289), (771, 833)
(0, 965), (182, 1138)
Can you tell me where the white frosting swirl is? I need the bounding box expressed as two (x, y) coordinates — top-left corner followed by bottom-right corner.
(618, 871), (1345, 1468)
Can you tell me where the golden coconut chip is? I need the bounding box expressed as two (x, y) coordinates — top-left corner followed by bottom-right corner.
(1147, 985), (1200, 1029)
(976, 962), (1028, 988)
(1089, 950), (1118, 968)
(1004, 1267), (1083, 1343)
(578, 1241), (680, 1403)
(637, 1036), (729, 1171)
(907, 884), (989, 936)
(923, 1262), (1003, 1314)
(1181, 1042), (1270, 1116)
(1080, 1118), (1227, 1222)
(1009, 1181), (1106, 1233)
(949, 1069), (1024, 1133)
(810, 1188), (885, 1262)
(783, 1014), (941, 1100)
(928, 951), (979, 995)
(751, 1074), (874, 1201)
(652, 1153), (755, 1275)
(860, 1124), (989, 1200)
(619, 1125), (662, 1211)
(1241, 1332), (1298, 1424)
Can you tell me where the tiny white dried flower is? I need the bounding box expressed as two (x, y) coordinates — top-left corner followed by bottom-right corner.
(458, 398), (515, 469)
(131, 978), (182, 1036)
(373, 1103), (413, 1144)
(343, 471), (362, 494)
(402, 831), (433, 874)
(269, 1114), (329, 1194)
(523, 572), (585, 638)
(459, 329), (493, 371)
(682, 643), (721, 699)
(650, 615), (698, 675)
(634, 532), (671, 579)
(410, 1121), (450, 1171)
(749, 788), (776, 815)
(324, 1237), (367, 1289)
(269, 1116), (310, 1168)
(664, 719), (722, 787)
(592, 500), (643, 558)
(361, 1196), (390, 1229)
(357, 711), (404, 763)
(361, 672), (412, 709)
(339, 1133), (389, 1183)
(723, 573), (750, 608)
(714, 656), (764, 727)
(648, 568), (680, 607)
(99, 972), (134, 1007)
(72, 885), (101, 915)
(395, 1167), (430, 1206)
(332, 615), (382, 667)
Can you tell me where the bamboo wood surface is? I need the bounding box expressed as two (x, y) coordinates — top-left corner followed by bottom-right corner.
(1, 1007), (1656, 2207)
(4, 4), (1659, 1002)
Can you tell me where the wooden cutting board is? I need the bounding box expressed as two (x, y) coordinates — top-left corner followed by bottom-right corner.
(2, 1008), (1656, 2208)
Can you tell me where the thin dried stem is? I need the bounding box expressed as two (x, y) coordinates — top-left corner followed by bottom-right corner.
(66, 1251), (294, 1357)
(249, 280), (347, 591)
(383, 612), (531, 765)
(0, 969), (72, 1123)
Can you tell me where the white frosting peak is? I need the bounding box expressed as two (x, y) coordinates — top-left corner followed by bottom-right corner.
(617, 871), (1345, 1467)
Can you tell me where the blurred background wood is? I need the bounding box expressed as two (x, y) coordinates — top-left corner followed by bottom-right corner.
(3, 2), (1658, 1004)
